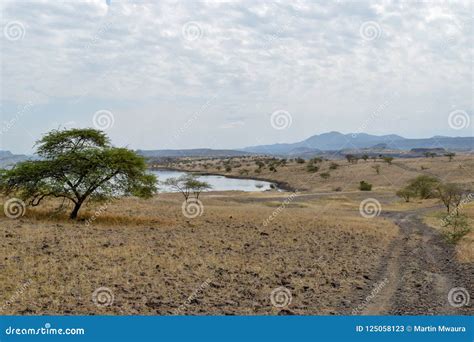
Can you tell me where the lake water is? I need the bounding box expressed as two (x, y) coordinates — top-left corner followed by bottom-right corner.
(151, 170), (277, 193)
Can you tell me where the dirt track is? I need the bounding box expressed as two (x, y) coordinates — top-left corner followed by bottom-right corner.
(363, 208), (473, 315)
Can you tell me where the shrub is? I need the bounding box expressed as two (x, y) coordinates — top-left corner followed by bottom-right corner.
(359, 181), (372, 191)
(320, 172), (330, 179)
(396, 187), (415, 202)
(225, 166), (232, 172)
(329, 162), (339, 170)
(296, 158), (305, 164)
(442, 215), (470, 244)
(306, 164), (319, 173)
(407, 175), (439, 199)
(269, 166), (277, 172)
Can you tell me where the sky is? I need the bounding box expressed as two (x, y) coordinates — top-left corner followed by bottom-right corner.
(0, 0), (472, 154)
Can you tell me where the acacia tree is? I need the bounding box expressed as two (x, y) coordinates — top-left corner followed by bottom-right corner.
(164, 175), (211, 201)
(0, 129), (157, 219)
(436, 183), (463, 214)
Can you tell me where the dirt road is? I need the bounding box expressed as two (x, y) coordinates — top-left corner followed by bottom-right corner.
(362, 208), (473, 315)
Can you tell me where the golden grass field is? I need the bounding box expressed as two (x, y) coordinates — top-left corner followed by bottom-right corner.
(1, 155), (473, 315)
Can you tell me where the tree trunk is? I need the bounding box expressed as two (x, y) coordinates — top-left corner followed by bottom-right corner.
(70, 201), (83, 219)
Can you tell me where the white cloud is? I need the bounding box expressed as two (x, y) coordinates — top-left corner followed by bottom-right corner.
(0, 0), (472, 153)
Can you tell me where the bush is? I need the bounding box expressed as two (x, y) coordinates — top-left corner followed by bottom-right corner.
(333, 186), (342, 192)
(442, 215), (470, 244)
(396, 187), (415, 202)
(225, 166), (232, 172)
(269, 166), (277, 172)
(329, 162), (339, 170)
(407, 175), (439, 199)
(359, 181), (372, 191)
(296, 158), (305, 164)
(320, 172), (330, 179)
(306, 164), (319, 173)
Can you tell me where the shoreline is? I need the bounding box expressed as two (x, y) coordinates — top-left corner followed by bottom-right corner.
(149, 166), (295, 192)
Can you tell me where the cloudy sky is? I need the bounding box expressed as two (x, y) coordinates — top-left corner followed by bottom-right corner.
(0, 0), (472, 154)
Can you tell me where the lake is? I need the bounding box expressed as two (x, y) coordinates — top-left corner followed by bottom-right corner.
(151, 170), (278, 193)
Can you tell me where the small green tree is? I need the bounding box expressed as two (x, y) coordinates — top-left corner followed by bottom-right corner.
(436, 183), (463, 214)
(444, 152), (456, 162)
(320, 172), (330, 179)
(383, 156), (394, 165)
(359, 181), (372, 191)
(407, 175), (439, 199)
(164, 175), (211, 201)
(396, 187), (415, 202)
(0, 129), (157, 219)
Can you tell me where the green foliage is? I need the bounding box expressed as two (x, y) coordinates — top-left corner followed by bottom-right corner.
(0, 128), (156, 219)
(382, 156), (394, 165)
(359, 181), (372, 191)
(164, 175), (211, 201)
(444, 152), (456, 161)
(396, 187), (415, 202)
(320, 172), (330, 179)
(306, 163), (319, 173)
(295, 158), (305, 164)
(407, 175), (440, 199)
(442, 214), (470, 244)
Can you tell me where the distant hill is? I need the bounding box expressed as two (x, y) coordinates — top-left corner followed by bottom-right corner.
(0, 150), (29, 168)
(137, 149), (253, 158)
(243, 132), (473, 155)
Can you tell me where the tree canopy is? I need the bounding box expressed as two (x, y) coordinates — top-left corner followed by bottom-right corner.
(0, 128), (157, 219)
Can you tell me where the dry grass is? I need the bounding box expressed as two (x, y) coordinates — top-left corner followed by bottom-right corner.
(0, 193), (398, 315)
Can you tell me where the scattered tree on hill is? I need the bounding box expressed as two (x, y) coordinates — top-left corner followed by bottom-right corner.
(329, 162), (339, 170)
(306, 163), (319, 173)
(362, 154), (369, 162)
(372, 165), (381, 175)
(383, 156), (394, 165)
(295, 158), (305, 164)
(444, 152), (456, 162)
(436, 183), (463, 214)
(320, 172), (330, 179)
(359, 181), (372, 191)
(406, 175), (440, 199)
(396, 187), (415, 202)
(0, 128), (157, 219)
